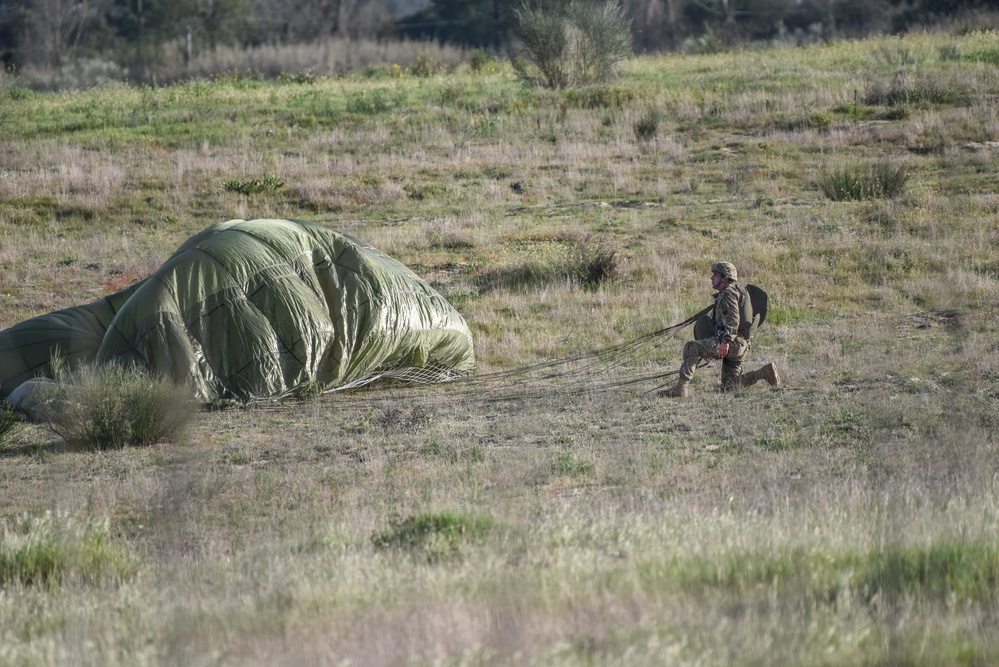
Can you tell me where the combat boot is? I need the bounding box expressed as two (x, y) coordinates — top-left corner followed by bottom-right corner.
(657, 380), (689, 398)
(740, 363), (780, 388)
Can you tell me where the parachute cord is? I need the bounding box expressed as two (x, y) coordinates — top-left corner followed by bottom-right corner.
(242, 306), (713, 412)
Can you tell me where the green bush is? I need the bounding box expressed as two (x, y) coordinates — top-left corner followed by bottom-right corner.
(37, 363), (198, 450)
(512, 0), (633, 89)
(818, 162), (910, 201)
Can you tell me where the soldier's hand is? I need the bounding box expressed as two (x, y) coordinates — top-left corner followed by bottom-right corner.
(717, 341), (729, 358)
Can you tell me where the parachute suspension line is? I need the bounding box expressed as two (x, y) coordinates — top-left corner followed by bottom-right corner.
(310, 305), (712, 406)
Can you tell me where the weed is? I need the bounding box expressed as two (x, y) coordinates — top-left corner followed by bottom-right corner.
(550, 449), (595, 477)
(859, 540), (999, 605)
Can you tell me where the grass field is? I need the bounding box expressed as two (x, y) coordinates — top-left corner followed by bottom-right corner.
(1, 28), (999, 665)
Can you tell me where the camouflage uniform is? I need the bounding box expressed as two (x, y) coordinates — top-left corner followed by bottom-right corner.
(660, 261), (779, 398)
(676, 281), (750, 392)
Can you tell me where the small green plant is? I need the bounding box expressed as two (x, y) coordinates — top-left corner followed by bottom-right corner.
(0, 512), (137, 587)
(37, 363), (198, 450)
(818, 162), (910, 201)
(512, 0), (633, 89)
(633, 107), (661, 142)
(223, 175), (284, 195)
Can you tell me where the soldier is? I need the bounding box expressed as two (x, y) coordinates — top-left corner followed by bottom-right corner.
(659, 261), (779, 398)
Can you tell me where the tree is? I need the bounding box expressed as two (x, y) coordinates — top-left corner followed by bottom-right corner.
(23, 0), (110, 67)
(253, 0), (391, 42)
(395, 0), (516, 49)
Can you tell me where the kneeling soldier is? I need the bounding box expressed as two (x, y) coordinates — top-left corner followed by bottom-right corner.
(659, 261), (779, 398)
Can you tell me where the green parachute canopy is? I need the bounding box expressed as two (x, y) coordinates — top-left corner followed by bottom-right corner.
(0, 219), (474, 404)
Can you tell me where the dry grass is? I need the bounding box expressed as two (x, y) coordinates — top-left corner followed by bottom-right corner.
(1, 29), (998, 665)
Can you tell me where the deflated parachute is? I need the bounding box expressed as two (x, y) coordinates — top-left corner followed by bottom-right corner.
(0, 218), (475, 404)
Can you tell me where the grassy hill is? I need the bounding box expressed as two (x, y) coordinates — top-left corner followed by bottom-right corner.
(1, 29), (998, 665)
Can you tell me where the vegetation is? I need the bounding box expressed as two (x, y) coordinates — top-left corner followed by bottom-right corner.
(0, 512), (136, 588)
(3, 1), (997, 89)
(36, 363), (199, 450)
(0, 27), (998, 665)
(818, 161), (911, 201)
(512, 0), (633, 89)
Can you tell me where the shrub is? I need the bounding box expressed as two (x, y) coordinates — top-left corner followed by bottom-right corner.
(512, 0), (633, 89)
(36, 363), (198, 450)
(818, 162), (910, 201)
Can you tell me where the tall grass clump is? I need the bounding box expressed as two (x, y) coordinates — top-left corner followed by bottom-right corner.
(0, 512), (136, 587)
(37, 363), (198, 450)
(819, 162), (911, 201)
(633, 107), (661, 143)
(478, 235), (618, 291)
(512, 0), (633, 89)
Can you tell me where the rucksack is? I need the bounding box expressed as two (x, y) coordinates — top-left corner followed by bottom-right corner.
(693, 283), (768, 340)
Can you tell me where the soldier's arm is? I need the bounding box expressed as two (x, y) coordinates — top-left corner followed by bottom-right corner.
(716, 287), (741, 343)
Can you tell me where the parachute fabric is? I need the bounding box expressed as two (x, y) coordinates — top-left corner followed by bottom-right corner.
(0, 219), (474, 404)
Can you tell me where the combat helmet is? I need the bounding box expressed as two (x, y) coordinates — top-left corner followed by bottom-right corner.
(711, 261), (738, 281)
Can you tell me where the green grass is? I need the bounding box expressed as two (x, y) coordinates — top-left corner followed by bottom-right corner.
(0, 28), (998, 666)
(0, 512), (136, 587)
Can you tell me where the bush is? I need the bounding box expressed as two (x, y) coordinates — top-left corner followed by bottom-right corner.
(818, 162), (911, 201)
(36, 363), (198, 450)
(512, 0), (633, 89)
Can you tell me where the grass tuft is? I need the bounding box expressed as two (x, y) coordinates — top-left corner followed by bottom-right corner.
(222, 175), (284, 194)
(633, 107), (661, 142)
(0, 403), (22, 446)
(478, 234), (618, 292)
(860, 540), (999, 605)
(0, 512), (137, 588)
(36, 363), (199, 450)
(818, 162), (911, 201)
(372, 511), (493, 563)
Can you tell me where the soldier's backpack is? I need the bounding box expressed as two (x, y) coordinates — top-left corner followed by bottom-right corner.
(693, 284), (769, 340)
